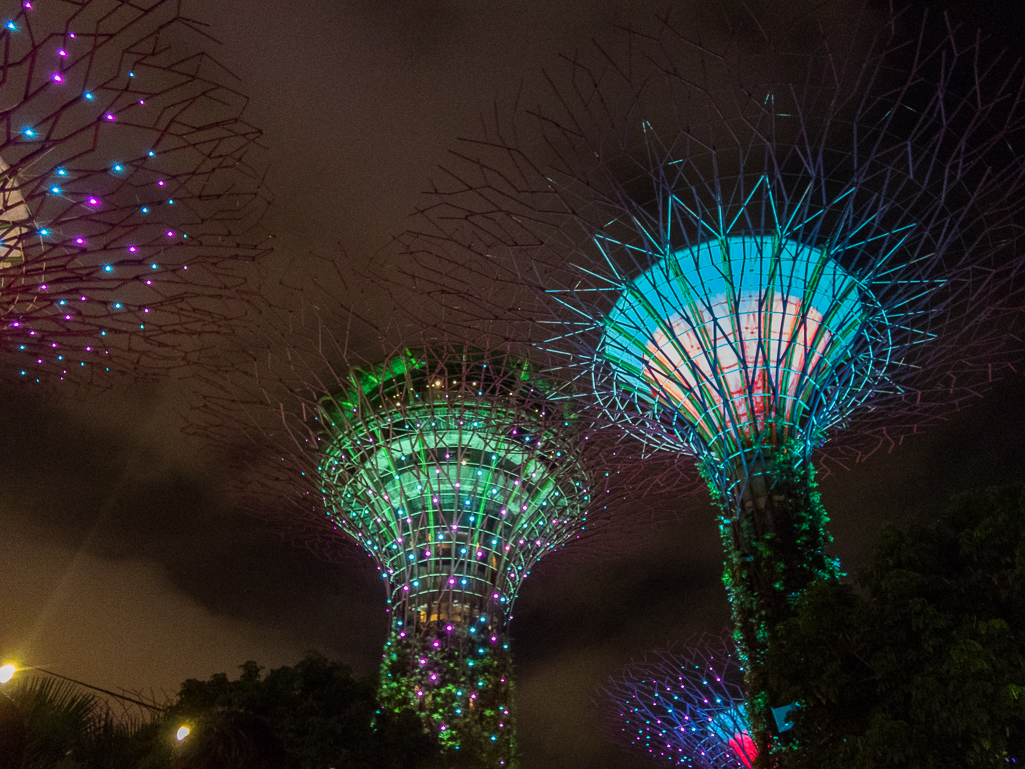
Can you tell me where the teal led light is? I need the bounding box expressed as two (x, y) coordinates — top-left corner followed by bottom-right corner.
(601, 235), (867, 463)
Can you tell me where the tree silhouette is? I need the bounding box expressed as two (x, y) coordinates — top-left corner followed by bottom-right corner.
(764, 484), (1025, 768)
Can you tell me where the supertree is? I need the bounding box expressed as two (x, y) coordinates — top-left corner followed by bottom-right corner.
(404, 5), (1025, 758)
(0, 0), (268, 387)
(191, 265), (697, 768)
(603, 633), (755, 769)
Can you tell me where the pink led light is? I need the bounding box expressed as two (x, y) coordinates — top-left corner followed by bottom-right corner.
(52, 73), (63, 83)
(57, 49), (66, 57)
(104, 113), (115, 121)
(128, 246), (137, 252)
(88, 197), (99, 206)
(728, 734), (757, 768)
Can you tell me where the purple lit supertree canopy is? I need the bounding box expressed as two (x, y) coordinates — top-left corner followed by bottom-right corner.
(0, 0), (268, 387)
(603, 633), (755, 769)
(192, 266), (698, 769)
(403, 6), (1025, 758)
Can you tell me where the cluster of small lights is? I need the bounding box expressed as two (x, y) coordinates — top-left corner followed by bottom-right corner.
(604, 636), (756, 768)
(318, 350), (593, 627)
(317, 348), (598, 767)
(0, 0), (266, 384)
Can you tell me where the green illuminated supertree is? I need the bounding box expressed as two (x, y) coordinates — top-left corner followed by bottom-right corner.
(193, 281), (695, 767)
(319, 346), (588, 767)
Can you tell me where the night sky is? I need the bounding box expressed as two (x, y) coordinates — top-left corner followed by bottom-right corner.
(1, 2), (1024, 768)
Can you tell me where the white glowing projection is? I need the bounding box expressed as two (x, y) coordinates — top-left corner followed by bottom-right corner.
(601, 236), (866, 461)
(317, 351), (592, 628)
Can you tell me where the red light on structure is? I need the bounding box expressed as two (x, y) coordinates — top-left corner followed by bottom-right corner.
(728, 732), (757, 767)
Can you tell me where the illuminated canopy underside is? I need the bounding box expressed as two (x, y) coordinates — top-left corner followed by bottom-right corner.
(601, 235), (867, 462)
(606, 644), (756, 769)
(319, 353), (591, 626)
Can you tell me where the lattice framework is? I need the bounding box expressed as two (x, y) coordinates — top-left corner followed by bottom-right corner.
(0, 0), (268, 386)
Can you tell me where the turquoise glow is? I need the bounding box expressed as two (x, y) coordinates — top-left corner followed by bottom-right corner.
(600, 235), (866, 462)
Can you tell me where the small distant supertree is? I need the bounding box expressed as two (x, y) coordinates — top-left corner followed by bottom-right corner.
(408, 6), (1025, 758)
(603, 634), (754, 769)
(193, 274), (695, 768)
(0, 0), (268, 387)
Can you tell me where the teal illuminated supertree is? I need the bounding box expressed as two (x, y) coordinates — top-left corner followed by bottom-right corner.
(407, 8), (1025, 761)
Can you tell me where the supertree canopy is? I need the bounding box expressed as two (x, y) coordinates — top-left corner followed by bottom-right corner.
(318, 346), (593, 767)
(406, 6), (1025, 759)
(603, 634), (755, 769)
(0, 0), (268, 387)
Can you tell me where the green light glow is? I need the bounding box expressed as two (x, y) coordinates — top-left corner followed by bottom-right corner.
(318, 348), (592, 767)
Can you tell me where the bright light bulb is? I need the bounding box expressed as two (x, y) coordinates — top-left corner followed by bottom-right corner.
(0, 665), (15, 683)
(176, 725), (190, 741)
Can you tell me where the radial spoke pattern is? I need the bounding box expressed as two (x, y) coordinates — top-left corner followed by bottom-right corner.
(604, 635), (755, 769)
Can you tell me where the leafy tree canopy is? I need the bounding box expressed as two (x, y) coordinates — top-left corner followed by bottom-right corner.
(764, 484), (1025, 768)
(161, 652), (441, 769)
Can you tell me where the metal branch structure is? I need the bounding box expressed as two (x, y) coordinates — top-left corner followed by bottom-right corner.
(603, 633), (755, 769)
(0, 0), (268, 387)
(191, 266), (697, 768)
(405, 5), (1025, 758)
